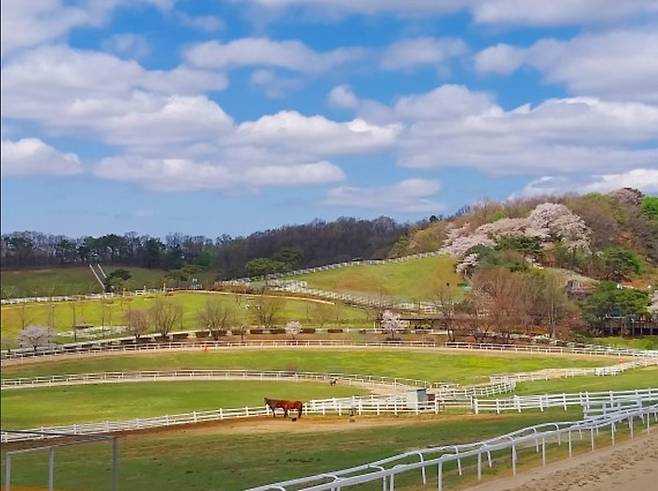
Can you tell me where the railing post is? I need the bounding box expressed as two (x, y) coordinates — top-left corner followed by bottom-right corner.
(48, 447), (55, 491)
(5, 454), (11, 491)
(437, 461), (442, 491)
(511, 443), (517, 476)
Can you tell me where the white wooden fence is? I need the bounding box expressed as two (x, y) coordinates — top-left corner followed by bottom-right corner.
(3, 340), (656, 362)
(3, 389), (657, 443)
(0, 370), (430, 390)
(247, 402), (658, 491)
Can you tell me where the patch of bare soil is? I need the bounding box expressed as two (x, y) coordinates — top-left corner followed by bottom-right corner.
(467, 429), (658, 491)
(121, 413), (496, 439)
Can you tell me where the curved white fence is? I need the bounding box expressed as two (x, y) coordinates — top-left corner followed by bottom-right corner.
(3, 340), (656, 363)
(247, 403), (658, 491)
(3, 389), (657, 443)
(0, 370), (430, 391)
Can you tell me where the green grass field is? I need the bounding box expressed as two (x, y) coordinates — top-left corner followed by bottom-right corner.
(0, 292), (370, 342)
(586, 336), (658, 351)
(0, 266), (177, 298)
(1, 349), (614, 384)
(292, 255), (462, 301)
(0, 380), (368, 429)
(0, 409), (583, 491)
(509, 366), (658, 395)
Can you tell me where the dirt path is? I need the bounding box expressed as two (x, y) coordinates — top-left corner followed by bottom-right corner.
(467, 429), (658, 491)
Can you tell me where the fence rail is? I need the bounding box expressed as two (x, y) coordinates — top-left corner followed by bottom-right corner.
(3, 340), (656, 362)
(3, 389), (657, 443)
(0, 370), (430, 390)
(247, 403), (658, 491)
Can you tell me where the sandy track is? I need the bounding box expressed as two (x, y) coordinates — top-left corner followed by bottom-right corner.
(468, 429), (658, 491)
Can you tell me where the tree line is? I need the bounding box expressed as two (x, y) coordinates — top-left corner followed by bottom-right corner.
(0, 217), (409, 278)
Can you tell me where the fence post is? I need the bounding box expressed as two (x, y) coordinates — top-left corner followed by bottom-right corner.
(48, 447), (55, 491)
(437, 461), (442, 491)
(511, 443), (517, 476)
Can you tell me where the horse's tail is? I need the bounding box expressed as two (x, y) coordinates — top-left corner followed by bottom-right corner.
(298, 401), (303, 418)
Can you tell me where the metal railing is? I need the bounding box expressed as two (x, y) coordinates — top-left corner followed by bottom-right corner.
(247, 402), (658, 491)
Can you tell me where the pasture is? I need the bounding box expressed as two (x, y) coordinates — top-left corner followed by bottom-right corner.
(0, 292), (370, 341)
(291, 255), (461, 301)
(0, 409), (580, 491)
(1, 380), (368, 429)
(0, 266), (176, 298)
(0, 349), (615, 384)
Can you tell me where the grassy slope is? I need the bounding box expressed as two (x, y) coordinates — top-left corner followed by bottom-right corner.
(0, 292), (370, 340)
(1, 350), (613, 384)
(0, 380), (367, 429)
(292, 255), (461, 301)
(510, 366), (658, 395)
(0, 266), (176, 297)
(0, 409), (581, 491)
(586, 336), (658, 351)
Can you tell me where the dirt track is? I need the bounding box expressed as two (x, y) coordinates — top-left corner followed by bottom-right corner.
(468, 429), (658, 491)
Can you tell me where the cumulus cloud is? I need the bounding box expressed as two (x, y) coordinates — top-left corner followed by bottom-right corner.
(474, 43), (526, 75)
(516, 169), (658, 197)
(236, 111), (398, 155)
(175, 12), (223, 32)
(184, 38), (364, 73)
(476, 29), (658, 103)
(249, 69), (303, 99)
(94, 156), (344, 191)
(244, 0), (658, 26)
(1, 0), (173, 57)
(1, 138), (83, 176)
(101, 33), (151, 59)
(380, 37), (466, 71)
(325, 178), (442, 213)
(580, 168), (658, 193)
(328, 85), (359, 109)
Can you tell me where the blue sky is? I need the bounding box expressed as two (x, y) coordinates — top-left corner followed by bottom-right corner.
(1, 0), (657, 237)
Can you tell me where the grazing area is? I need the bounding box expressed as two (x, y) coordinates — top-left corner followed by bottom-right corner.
(291, 255), (461, 301)
(0, 409), (579, 491)
(0, 349), (616, 384)
(0, 292), (370, 340)
(507, 366), (658, 395)
(586, 336), (658, 351)
(0, 266), (176, 298)
(0, 380), (367, 429)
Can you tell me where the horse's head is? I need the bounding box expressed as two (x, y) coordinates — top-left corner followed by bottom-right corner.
(264, 397), (271, 404)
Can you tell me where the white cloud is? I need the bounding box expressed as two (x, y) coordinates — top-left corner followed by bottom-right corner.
(380, 37), (466, 71)
(516, 169), (658, 197)
(325, 178), (442, 213)
(94, 156), (344, 191)
(474, 43), (525, 75)
(176, 12), (223, 32)
(0, 0), (174, 57)
(580, 168), (658, 193)
(102, 33), (150, 59)
(1, 138), (82, 176)
(184, 37), (364, 73)
(328, 85), (359, 109)
(245, 0), (658, 26)
(236, 111), (399, 155)
(476, 29), (658, 103)
(249, 69), (303, 99)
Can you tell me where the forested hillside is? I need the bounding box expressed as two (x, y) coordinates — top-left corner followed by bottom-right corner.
(1, 217), (408, 280)
(393, 188), (658, 283)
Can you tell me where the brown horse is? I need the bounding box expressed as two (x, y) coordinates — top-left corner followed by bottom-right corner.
(264, 397), (303, 419)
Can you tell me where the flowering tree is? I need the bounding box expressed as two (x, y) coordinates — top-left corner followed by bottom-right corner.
(380, 310), (403, 340)
(285, 320), (302, 340)
(17, 325), (54, 353)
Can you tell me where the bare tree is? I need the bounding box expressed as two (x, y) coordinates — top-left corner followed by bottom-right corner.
(150, 299), (183, 338)
(17, 325), (54, 353)
(380, 310), (403, 340)
(311, 303), (334, 328)
(198, 299), (233, 340)
(125, 309), (150, 341)
(526, 270), (572, 338)
(435, 283), (461, 342)
(253, 295), (285, 328)
(16, 302), (32, 331)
